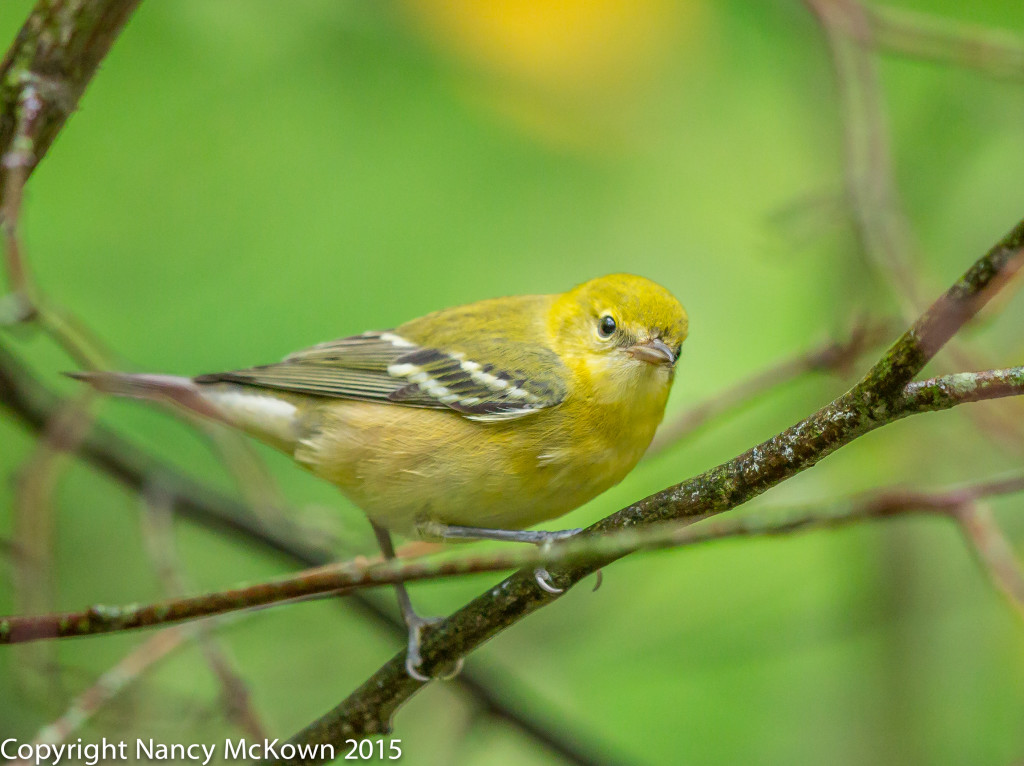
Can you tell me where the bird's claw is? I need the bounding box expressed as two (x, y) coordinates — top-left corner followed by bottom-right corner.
(532, 531), (582, 595)
(405, 616), (463, 682)
(438, 656), (464, 680)
(534, 566), (563, 594)
(405, 654), (432, 683)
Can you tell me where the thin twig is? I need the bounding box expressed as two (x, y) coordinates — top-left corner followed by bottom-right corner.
(5, 389), (1024, 646)
(805, 0), (922, 314)
(806, 0), (1024, 454)
(11, 391), (95, 694)
(648, 317), (895, 456)
(5, 626), (192, 766)
(140, 490), (267, 740)
(955, 503), (1024, 620)
(866, 5), (1024, 81)
(0, 348), (610, 766)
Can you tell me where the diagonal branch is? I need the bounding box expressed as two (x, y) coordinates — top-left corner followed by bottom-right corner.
(140, 490), (268, 740)
(647, 317), (895, 456)
(272, 219), (1024, 758)
(0, 346), (613, 766)
(0, 0), (621, 732)
(0, 0), (142, 208)
(806, 0), (1024, 454)
(865, 5), (1024, 81)
(3, 360), (1022, 645)
(955, 503), (1024, 620)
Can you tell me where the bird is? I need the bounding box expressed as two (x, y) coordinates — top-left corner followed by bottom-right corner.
(71, 273), (688, 680)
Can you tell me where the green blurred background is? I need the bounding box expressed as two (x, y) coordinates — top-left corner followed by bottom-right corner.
(2, 1), (1024, 764)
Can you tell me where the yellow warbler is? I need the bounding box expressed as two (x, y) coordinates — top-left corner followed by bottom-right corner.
(74, 273), (688, 678)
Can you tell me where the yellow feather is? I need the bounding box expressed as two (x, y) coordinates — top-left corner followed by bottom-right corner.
(200, 273), (688, 538)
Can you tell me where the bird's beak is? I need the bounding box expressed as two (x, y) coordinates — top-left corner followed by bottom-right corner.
(627, 338), (676, 366)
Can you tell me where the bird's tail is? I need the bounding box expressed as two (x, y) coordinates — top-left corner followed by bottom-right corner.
(67, 371), (228, 422)
(69, 371), (301, 451)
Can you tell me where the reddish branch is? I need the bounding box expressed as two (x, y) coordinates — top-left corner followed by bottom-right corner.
(270, 220), (1024, 760)
(0, 4), (621, 764)
(2, 449), (1024, 647)
(2, 2), (1023, 762)
(806, 0), (1024, 452)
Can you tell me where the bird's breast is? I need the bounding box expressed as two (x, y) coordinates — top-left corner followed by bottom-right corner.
(292, 371), (669, 538)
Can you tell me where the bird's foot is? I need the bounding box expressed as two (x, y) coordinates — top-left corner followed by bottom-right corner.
(534, 566), (563, 594)
(404, 614), (463, 683)
(531, 529), (586, 594)
(413, 520), (586, 596)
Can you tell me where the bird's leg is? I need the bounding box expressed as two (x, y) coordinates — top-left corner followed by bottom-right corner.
(370, 521), (463, 682)
(418, 521), (583, 594)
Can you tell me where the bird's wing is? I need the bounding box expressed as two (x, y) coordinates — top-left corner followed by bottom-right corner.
(193, 331), (568, 422)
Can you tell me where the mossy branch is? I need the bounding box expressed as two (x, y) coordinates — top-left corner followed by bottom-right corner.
(0, 0), (141, 207)
(274, 219), (1024, 759)
(2, 452), (1024, 646)
(4, 221), (1021, 754)
(0, 349), (623, 766)
(2, 1), (1023, 760)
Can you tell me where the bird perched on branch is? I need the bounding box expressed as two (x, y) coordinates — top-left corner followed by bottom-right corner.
(72, 273), (688, 680)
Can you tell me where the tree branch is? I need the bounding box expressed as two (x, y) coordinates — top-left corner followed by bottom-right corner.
(0, 0), (141, 208)
(7, 625), (192, 766)
(0, 0), (631, 745)
(955, 503), (1024, 620)
(3, 360), (1022, 645)
(806, 0), (1024, 453)
(900, 368), (1024, 412)
(271, 219), (1024, 759)
(0, 347), (614, 766)
(866, 5), (1024, 81)
(647, 317), (895, 456)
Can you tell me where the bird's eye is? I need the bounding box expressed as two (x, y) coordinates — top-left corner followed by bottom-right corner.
(598, 315), (617, 338)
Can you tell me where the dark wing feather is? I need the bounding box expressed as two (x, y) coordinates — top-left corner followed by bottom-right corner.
(193, 331), (567, 421)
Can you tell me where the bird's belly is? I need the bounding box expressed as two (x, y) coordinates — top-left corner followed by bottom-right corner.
(293, 400), (648, 539)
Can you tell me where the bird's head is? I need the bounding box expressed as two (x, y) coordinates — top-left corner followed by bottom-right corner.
(549, 274), (688, 397)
